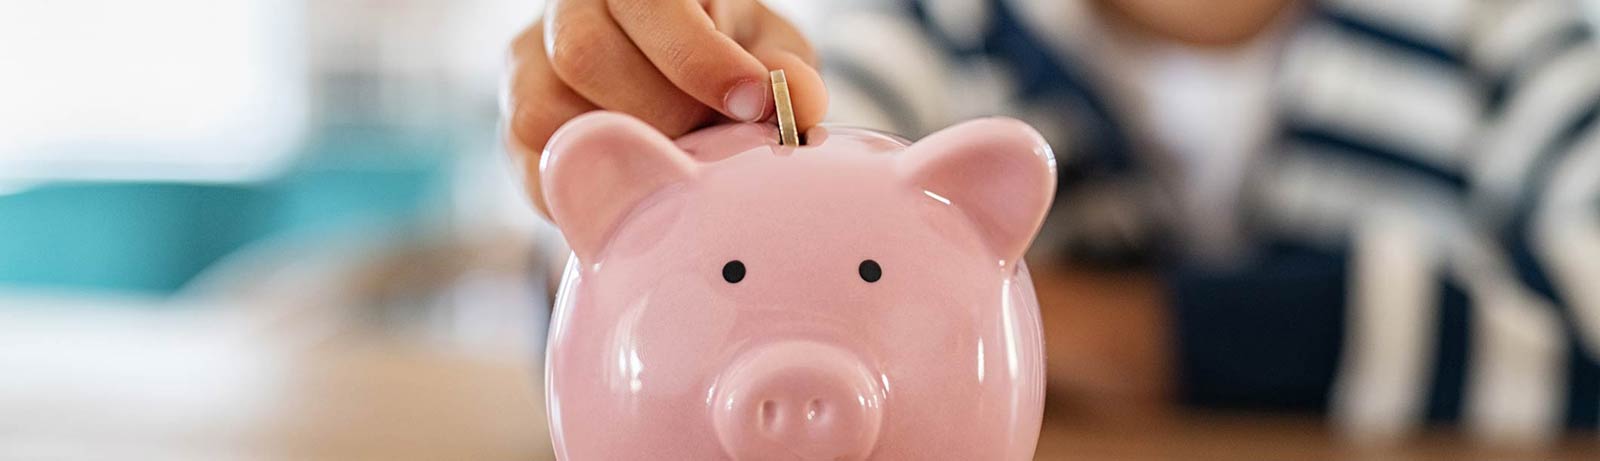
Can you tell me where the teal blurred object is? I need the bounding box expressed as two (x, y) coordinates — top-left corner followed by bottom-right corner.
(0, 126), (456, 296)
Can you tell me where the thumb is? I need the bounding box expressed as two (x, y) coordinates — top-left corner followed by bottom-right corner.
(609, 0), (776, 122)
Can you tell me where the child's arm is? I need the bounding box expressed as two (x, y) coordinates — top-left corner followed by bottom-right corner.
(500, 0), (827, 215)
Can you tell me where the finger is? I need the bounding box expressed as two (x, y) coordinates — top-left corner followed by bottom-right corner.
(507, 21), (596, 150)
(545, 0), (710, 136)
(703, 0), (759, 43)
(747, 10), (826, 129)
(746, 5), (817, 65)
(607, 0), (773, 122)
(504, 21), (599, 216)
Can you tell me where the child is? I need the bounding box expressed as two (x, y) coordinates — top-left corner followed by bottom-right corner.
(504, 0), (1600, 440)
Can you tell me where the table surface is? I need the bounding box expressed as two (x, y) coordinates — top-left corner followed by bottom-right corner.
(4, 302), (1599, 460)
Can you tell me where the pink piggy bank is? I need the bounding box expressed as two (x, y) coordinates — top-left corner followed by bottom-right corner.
(540, 111), (1055, 460)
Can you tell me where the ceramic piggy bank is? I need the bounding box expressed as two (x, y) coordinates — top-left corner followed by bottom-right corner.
(540, 111), (1055, 460)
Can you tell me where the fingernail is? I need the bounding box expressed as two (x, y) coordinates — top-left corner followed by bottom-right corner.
(724, 80), (769, 122)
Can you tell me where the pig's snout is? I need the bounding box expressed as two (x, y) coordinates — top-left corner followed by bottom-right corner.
(712, 341), (884, 461)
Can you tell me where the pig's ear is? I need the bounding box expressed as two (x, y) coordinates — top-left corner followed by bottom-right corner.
(899, 118), (1057, 264)
(541, 111), (697, 263)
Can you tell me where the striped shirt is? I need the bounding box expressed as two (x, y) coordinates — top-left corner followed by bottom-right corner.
(819, 0), (1600, 440)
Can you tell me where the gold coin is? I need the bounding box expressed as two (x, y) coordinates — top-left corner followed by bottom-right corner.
(770, 69), (800, 146)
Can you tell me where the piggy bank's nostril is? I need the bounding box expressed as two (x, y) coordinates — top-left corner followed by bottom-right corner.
(759, 399), (780, 432)
(806, 399), (825, 422)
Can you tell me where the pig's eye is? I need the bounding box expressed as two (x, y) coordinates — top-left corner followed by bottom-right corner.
(722, 260), (746, 283)
(858, 260), (882, 283)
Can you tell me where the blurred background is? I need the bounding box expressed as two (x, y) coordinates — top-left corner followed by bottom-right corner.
(0, 0), (554, 458)
(2, 0), (1599, 460)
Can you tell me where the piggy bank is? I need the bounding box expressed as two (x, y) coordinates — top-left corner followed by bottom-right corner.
(540, 111), (1055, 460)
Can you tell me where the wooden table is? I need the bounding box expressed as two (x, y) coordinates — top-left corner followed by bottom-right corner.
(1034, 411), (1600, 460)
(4, 301), (1597, 460)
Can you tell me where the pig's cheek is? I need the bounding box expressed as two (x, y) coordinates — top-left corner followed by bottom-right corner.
(609, 275), (736, 396)
(880, 284), (962, 362)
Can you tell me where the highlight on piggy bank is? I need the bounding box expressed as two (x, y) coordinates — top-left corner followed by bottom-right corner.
(537, 111), (1056, 460)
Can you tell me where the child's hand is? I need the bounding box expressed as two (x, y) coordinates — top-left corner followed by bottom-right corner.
(503, 0), (826, 214)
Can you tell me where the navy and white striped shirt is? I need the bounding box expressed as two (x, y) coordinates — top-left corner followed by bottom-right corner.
(820, 0), (1600, 440)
